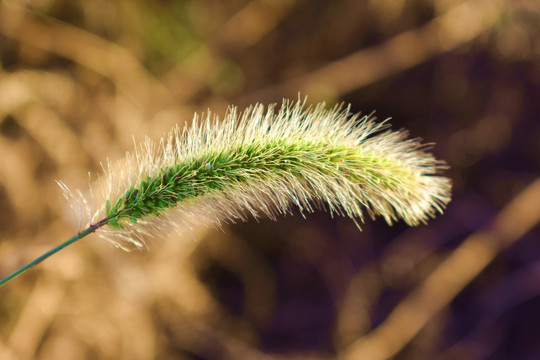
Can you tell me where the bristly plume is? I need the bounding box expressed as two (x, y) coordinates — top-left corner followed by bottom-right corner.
(71, 99), (451, 249)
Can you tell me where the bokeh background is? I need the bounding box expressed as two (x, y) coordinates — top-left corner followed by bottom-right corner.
(1, 0), (540, 359)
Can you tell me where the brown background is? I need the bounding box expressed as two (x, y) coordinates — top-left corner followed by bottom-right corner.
(1, 0), (540, 359)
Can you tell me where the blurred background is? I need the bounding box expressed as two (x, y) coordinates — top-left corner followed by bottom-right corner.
(1, 0), (540, 359)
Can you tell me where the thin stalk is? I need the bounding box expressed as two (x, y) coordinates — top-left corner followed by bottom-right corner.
(0, 218), (109, 286)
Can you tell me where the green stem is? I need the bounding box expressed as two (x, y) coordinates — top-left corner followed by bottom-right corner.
(0, 218), (109, 286)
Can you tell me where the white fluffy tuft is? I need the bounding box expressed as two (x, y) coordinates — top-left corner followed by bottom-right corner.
(66, 99), (451, 249)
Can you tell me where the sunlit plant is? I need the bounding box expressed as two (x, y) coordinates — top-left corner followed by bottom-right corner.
(0, 99), (451, 285)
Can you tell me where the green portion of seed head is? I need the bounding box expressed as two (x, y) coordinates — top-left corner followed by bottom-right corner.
(105, 139), (423, 229)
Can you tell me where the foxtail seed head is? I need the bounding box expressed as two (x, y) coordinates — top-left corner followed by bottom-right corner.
(67, 100), (451, 249)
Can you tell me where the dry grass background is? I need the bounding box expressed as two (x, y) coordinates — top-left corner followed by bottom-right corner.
(1, 0), (540, 359)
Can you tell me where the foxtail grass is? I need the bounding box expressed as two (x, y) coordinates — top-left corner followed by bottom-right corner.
(0, 99), (451, 285)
